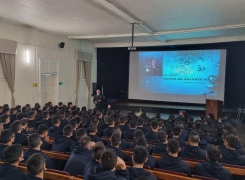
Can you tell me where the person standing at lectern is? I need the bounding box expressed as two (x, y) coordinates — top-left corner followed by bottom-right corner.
(93, 89), (105, 109)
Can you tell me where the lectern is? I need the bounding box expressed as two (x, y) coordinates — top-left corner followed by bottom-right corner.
(206, 100), (223, 119)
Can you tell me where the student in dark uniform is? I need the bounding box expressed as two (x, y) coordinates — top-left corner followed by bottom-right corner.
(102, 115), (115, 137)
(153, 130), (168, 155)
(128, 129), (144, 150)
(48, 115), (62, 138)
(88, 124), (102, 142)
(70, 128), (88, 152)
(118, 116), (129, 132)
(156, 138), (191, 176)
(172, 126), (186, 148)
(0, 129), (15, 159)
(41, 111), (52, 128)
(123, 120), (137, 140)
(194, 145), (233, 180)
(0, 144), (27, 180)
(145, 120), (159, 143)
(111, 126), (129, 150)
(0, 114), (11, 129)
(26, 153), (47, 180)
(37, 124), (51, 150)
(12, 120), (28, 146)
(137, 118), (150, 134)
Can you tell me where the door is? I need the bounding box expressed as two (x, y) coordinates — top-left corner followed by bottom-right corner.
(41, 74), (57, 106)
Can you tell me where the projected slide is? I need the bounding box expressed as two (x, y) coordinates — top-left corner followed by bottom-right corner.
(129, 50), (226, 104)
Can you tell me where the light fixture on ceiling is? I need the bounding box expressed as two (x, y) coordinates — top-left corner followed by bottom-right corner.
(26, 49), (30, 63)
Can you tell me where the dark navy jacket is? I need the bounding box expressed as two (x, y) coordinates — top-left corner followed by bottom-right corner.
(218, 144), (245, 155)
(122, 129), (135, 140)
(156, 154), (191, 176)
(128, 154), (156, 169)
(145, 130), (159, 143)
(40, 137), (51, 150)
(107, 139), (129, 150)
(48, 126), (62, 138)
(219, 148), (245, 166)
(59, 119), (69, 130)
(0, 163), (27, 180)
(179, 145), (206, 161)
(24, 148), (55, 169)
(51, 135), (74, 152)
(108, 146), (129, 161)
(3, 123), (11, 130)
(84, 159), (100, 180)
(9, 114), (17, 124)
(70, 130), (77, 141)
(86, 166), (129, 180)
(25, 175), (44, 180)
(14, 133), (28, 146)
(28, 119), (37, 128)
(88, 134), (102, 143)
(198, 139), (209, 150)
(203, 133), (214, 144)
(119, 125), (129, 132)
(153, 143), (168, 155)
(179, 130), (189, 141)
(128, 142), (152, 153)
(63, 146), (93, 176)
(136, 126), (150, 134)
(194, 161), (233, 180)
(41, 119), (52, 128)
(0, 144), (8, 159)
(174, 137), (186, 148)
(70, 141), (79, 152)
(102, 127), (113, 137)
(128, 167), (157, 180)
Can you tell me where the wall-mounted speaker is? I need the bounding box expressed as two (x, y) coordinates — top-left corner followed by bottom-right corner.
(58, 42), (65, 48)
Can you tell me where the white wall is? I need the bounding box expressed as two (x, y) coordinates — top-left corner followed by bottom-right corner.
(0, 20), (97, 108)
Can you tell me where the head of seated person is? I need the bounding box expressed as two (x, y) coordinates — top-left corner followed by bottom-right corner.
(11, 120), (22, 133)
(130, 120), (137, 130)
(63, 125), (73, 138)
(158, 119), (165, 129)
(91, 116), (99, 125)
(52, 115), (61, 127)
(157, 130), (167, 144)
(176, 121), (185, 131)
(167, 138), (181, 157)
(41, 111), (49, 120)
(20, 118), (28, 131)
(80, 136), (93, 150)
(70, 118), (79, 130)
(172, 126), (181, 138)
(99, 149), (117, 171)
(28, 111), (35, 120)
(37, 124), (48, 139)
(223, 123), (234, 134)
(111, 132), (121, 148)
(132, 146), (148, 167)
(150, 120), (159, 132)
(112, 126), (122, 135)
(119, 116), (127, 125)
(1, 129), (15, 145)
(26, 153), (46, 179)
(0, 114), (10, 125)
(93, 141), (106, 161)
(107, 115), (116, 128)
(29, 133), (42, 150)
(206, 145), (221, 162)
(136, 136), (148, 148)
(4, 144), (24, 166)
(134, 129), (144, 141)
(89, 124), (98, 135)
(189, 131), (200, 146)
(224, 134), (238, 150)
(137, 118), (145, 127)
(76, 128), (87, 141)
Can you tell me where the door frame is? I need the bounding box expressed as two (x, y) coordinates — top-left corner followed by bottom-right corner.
(39, 59), (59, 106)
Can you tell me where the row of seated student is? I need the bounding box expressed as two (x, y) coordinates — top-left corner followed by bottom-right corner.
(0, 144), (48, 180)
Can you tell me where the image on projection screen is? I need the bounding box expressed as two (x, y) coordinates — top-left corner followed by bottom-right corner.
(128, 50), (227, 104)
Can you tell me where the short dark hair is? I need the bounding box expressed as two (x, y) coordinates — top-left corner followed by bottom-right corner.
(111, 132), (121, 146)
(167, 138), (180, 153)
(136, 136), (147, 147)
(52, 115), (60, 125)
(69, 118), (78, 128)
(134, 129), (144, 139)
(58, 102), (63, 106)
(27, 153), (45, 175)
(20, 118), (28, 126)
(207, 145), (220, 162)
(11, 120), (22, 133)
(100, 149), (117, 170)
(137, 118), (144, 126)
(3, 107), (10, 114)
(130, 120), (137, 128)
(224, 123), (233, 134)
(0, 114), (9, 123)
(28, 111), (35, 118)
(89, 124), (97, 133)
(3, 144), (23, 163)
(176, 121), (184, 129)
(172, 126), (181, 136)
(42, 111), (49, 119)
(28, 133), (41, 148)
(225, 134), (238, 148)
(133, 146), (148, 164)
(63, 125), (73, 136)
(79, 136), (92, 147)
(200, 124), (208, 133)
(151, 120), (159, 129)
(108, 115), (116, 126)
(16, 113), (25, 120)
(37, 124), (49, 135)
(119, 116), (127, 123)
(92, 142), (105, 160)
(0, 129), (14, 143)
(189, 131), (200, 143)
(157, 130), (167, 143)
(76, 128), (87, 140)
(112, 126), (122, 134)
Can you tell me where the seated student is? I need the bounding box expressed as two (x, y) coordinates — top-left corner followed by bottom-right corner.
(84, 142), (106, 179)
(179, 131), (206, 161)
(123, 120), (137, 140)
(41, 111), (52, 128)
(70, 128), (88, 152)
(25, 153), (47, 180)
(59, 110), (69, 129)
(69, 118), (79, 141)
(102, 115), (116, 137)
(153, 130), (168, 155)
(219, 134), (245, 166)
(158, 119), (167, 133)
(137, 118), (150, 134)
(80, 110), (89, 124)
(37, 124), (51, 150)
(132, 137), (156, 169)
(11, 120), (28, 146)
(27, 111), (37, 128)
(20, 118), (28, 134)
(128, 146), (157, 180)
(64, 136), (94, 176)
(0, 114), (11, 129)
(128, 129), (144, 149)
(197, 130), (209, 150)
(108, 132), (128, 161)
(0, 129), (15, 159)
(87, 149), (129, 180)
(200, 124), (214, 144)
(176, 121), (189, 141)
(111, 126), (129, 150)
(9, 107), (17, 124)
(214, 126), (224, 146)
(118, 116), (129, 132)
(145, 120), (159, 143)
(172, 126), (186, 148)
(156, 138), (191, 176)
(194, 145), (233, 180)
(51, 125), (74, 152)
(48, 115), (62, 138)
(0, 144), (27, 180)
(88, 124), (102, 142)
(24, 133), (55, 169)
